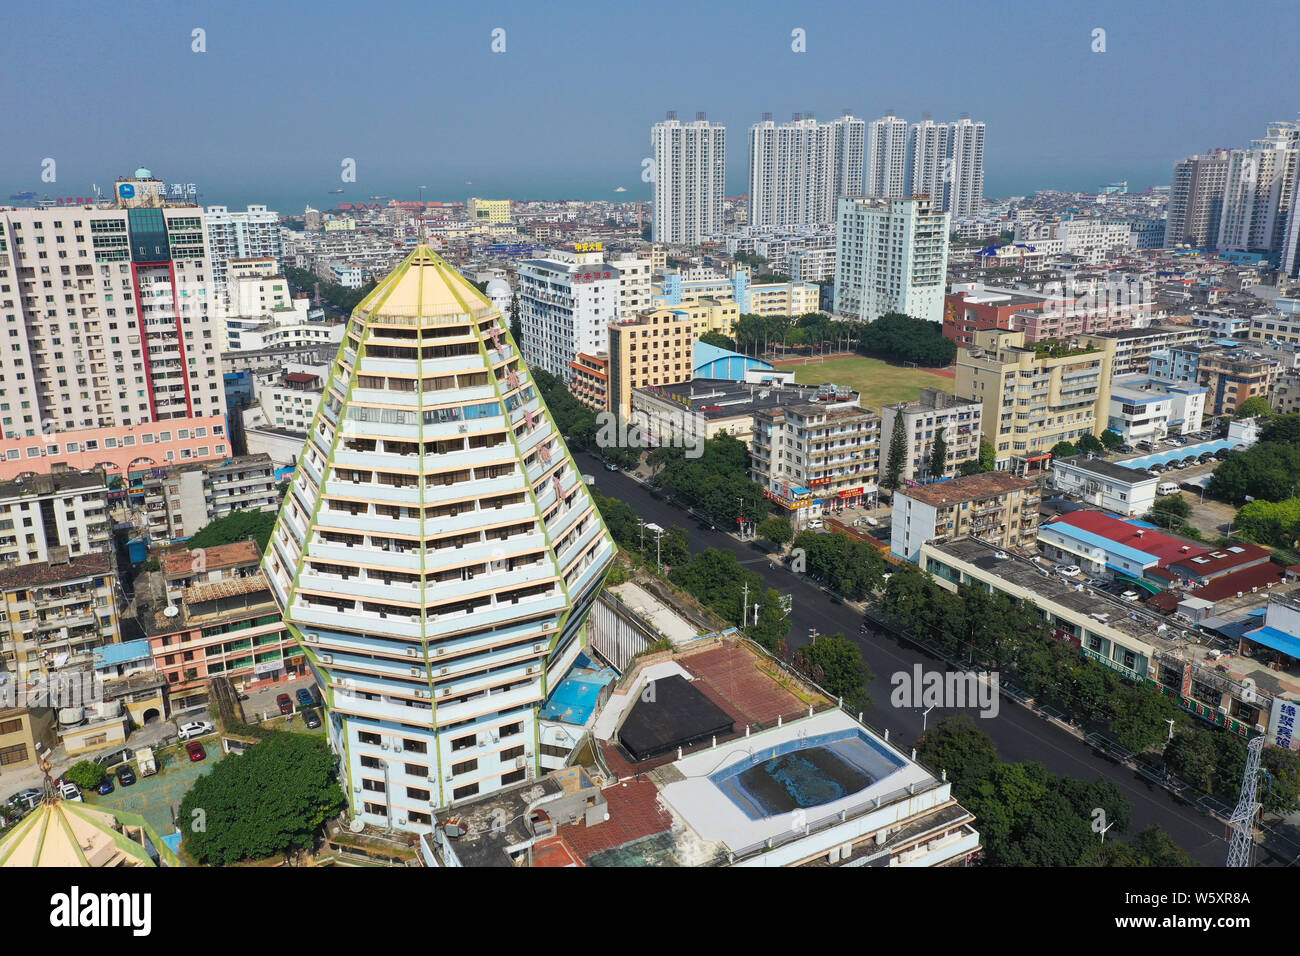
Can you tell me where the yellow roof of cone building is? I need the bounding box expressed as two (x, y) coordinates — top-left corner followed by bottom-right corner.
(355, 244), (497, 322)
(0, 797), (181, 867)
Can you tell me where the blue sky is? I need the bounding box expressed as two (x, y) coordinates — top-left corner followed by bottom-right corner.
(3, 0), (1298, 208)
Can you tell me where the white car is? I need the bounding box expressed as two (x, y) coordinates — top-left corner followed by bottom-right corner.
(57, 782), (82, 802)
(806, 519), (824, 530)
(177, 721), (214, 741)
(1054, 564), (1081, 577)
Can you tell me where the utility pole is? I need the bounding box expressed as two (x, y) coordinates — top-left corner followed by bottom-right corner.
(741, 581), (751, 629)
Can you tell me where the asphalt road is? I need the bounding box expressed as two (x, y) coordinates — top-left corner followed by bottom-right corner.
(579, 451), (1253, 867)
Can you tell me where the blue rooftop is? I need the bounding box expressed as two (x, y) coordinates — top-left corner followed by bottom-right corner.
(1120, 439), (1239, 470)
(93, 639), (152, 669)
(1244, 625), (1300, 662)
(694, 341), (774, 381)
(539, 652), (617, 726)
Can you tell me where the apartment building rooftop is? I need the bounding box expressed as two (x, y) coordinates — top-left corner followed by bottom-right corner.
(0, 469), (106, 498)
(1053, 454), (1154, 484)
(159, 540), (262, 578)
(0, 551), (113, 590)
(647, 379), (859, 421)
(899, 471), (1037, 508)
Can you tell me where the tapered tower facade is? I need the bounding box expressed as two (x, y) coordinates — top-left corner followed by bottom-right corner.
(262, 246), (615, 832)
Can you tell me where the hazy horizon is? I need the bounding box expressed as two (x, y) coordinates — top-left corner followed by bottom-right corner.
(4, 0), (1298, 212)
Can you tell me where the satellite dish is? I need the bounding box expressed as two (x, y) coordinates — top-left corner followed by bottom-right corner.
(163, 605), (179, 618)
(348, 818), (365, 834)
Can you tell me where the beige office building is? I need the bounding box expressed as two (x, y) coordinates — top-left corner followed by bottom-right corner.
(607, 308), (696, 418)
(956, 329), (1108, 471)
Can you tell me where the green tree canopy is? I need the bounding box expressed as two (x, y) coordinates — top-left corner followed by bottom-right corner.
(180, 732), (345, 865)
(794, 633), (871, 712)
(188, 509), (278, 552)
(1234, 396), (1273, 419)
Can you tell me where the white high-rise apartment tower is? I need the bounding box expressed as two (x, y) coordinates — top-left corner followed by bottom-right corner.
(651, 112), (726, 246)
(867, 112), (909, 198)
(834, 196), (950, 323)
(747, 111), (865, 227)
(905, 116), (985, 216)
(1218, 121), (1298, 255)
(1166, 151), (1230, 248)
(906, 118), (951, 206)
(946, 117), (986, 217)
(0, 169), (231, 479)
(204, 203), (283, 297)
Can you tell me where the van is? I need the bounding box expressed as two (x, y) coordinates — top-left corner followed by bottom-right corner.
(1157, 481), (1179, 496)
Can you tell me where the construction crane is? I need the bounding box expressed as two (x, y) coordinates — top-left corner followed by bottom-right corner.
(1226, 734), (1266, 867)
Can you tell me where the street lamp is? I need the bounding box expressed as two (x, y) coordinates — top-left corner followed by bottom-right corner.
(922, 705), (935, 732)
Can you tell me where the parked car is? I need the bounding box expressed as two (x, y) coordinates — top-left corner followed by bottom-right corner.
(1121, 590), (1140, 601)
(115, 765), (137, 787)
(1054, 564), (1081, 577)
(603, 461), (619, 472)
(806, 519), (824, 530)
(302, 708), (322, 730)
(276, 693), (293, 715)
(295, 687), (316, 708)
(1198, 452), (1216, 463)
(177, 720), (213, 741)
(5, 788), (43, 818)
(57, 782), (82, 802)
(186, 741), (206, 762)
(1157, 481), (1180, 496)
(1086, 578), (1108, 588)
(96, 776), (115, 796)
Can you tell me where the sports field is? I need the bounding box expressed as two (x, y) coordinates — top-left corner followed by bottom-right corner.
(781, 355), (954, 413)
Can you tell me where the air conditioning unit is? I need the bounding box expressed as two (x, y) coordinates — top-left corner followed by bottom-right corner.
(406, 647), (418, 657)
(435, 646), (445, 656)
(439, 687), (453, 697)
(394, 746), (403, 754)
(305, 632), (319, 643)
(532, 643), (544, 653)
(381, 743), (390, 751)
(409, 667), (421, 677)
(414, 689), (431, 699)
(320, 654), (333, 664)
(440, 667), (449, 675)
(526, 666), (538, 675)
(516, 757), (527, 769)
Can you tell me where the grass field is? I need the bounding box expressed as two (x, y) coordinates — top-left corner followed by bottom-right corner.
(784, 356), (954, 413)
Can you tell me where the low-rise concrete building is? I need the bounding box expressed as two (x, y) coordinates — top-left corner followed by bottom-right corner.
(891, 471), (1040, 562)
(1048, 455), (1158, 519)
(879, 389), (983, 483)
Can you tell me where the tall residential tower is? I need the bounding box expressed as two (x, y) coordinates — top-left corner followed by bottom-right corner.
(262, 245), (615, 832)
(747, 111), (865, 227)
(651, 112), (727, 246)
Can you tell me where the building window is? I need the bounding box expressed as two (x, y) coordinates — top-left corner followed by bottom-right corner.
(452, 782), (479, 800)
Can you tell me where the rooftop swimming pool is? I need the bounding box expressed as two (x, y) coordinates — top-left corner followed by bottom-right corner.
(710, 729), (904, 820)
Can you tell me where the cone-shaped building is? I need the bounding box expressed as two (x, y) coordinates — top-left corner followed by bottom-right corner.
(262, 245), (615, 832)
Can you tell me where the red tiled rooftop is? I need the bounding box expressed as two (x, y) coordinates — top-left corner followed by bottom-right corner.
(531, 836), (583, 867)
(161, 540), (262, 577)
(558, 779), (674, 863)
(1187, 562), (1285, 604)
(899, 471), (1036, 508)
(1169, 542), (1272, 580)
(679, 643), (808, 729)
(1054, 510), (1207, 567)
